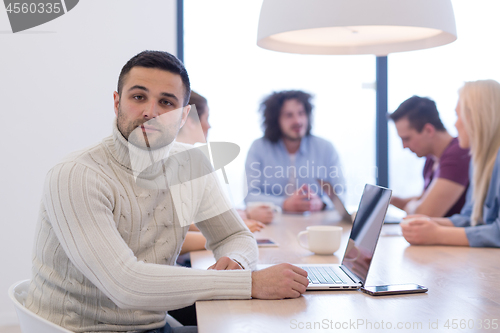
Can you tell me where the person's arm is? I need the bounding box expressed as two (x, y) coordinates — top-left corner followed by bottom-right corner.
(454, 151), (500, 247)
(458, 154), (500, 247)
(431, 217), (454, 226)
(401, 217), (469, 246)
(194, 167), (259, 270)
(238, 209), (269, 229)
(403, 215), (454, 226)
(440, 226), (470, 246)
(196, 204), (309, 296)
(251, 264), (309, 299)
(406, 152), (500, 248)
(390, 196), (418, 210)
(183, 223), (262, 256)
(196, 207), (258, 270)
(45, 163), (253, 312)
(404, 178), (466, 216)
(401, 210), (500, 247)
(243, 219), (265, 232)
(244, 206), (274, 224)
(180, 231), (207, 255)
(459, 218), (500, 247)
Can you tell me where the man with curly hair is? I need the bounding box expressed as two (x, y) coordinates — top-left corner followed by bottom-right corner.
(245, 90), (345, 213)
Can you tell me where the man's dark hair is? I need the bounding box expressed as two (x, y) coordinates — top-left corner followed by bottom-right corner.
(117, 50), (191, 106)
(389, 96), (445, 132)
(188, 91), (208, 120)
(260, 90), (313, 143)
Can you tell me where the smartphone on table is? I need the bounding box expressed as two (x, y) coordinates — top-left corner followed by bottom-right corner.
(256, 238), (279, 247)
(361, 284), (428, 296)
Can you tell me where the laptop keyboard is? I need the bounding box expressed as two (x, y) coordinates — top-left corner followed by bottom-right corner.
(303, 266), (347, 285)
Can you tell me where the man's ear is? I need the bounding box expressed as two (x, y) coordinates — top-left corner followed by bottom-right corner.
(182, 117), (195, 130)
(423, 123), (436, 136)
(180, 105), (191, 128)
(113, 91), (120, 117)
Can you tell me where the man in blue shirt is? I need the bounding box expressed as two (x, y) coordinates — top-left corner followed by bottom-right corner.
(245, 90), (345, 213)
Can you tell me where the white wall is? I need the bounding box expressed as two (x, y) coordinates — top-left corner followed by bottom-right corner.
(0, 0), (177, 325)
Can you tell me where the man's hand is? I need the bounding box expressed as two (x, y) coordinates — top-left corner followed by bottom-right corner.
(246, 205), (275, 224)
(390, 196), (415, 211)
(283, 185), (323, 213)
(243, 219), (265, 233)
(401, 216), (442, 245)
(251, 263), (309, 299)
(208, 256), (243, 270)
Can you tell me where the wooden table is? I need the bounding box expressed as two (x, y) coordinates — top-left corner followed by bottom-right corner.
(191, 211), (500, 333)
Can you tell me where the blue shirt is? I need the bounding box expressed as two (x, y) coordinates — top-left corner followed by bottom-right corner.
(449, 148), (500, 247)
(244, 135), (345, 207)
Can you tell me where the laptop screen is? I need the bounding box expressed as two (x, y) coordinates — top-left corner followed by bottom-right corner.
(341, 184), (392, 284)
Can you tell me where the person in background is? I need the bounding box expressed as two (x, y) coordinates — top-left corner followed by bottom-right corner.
(177, 91), (274, 225)
(177, 91), (276, 255)
(401, 80), (500, 247)
(389, 96), (470, 217)
(245, 90), (346, 213)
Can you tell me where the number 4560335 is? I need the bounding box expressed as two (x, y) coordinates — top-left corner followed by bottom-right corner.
(444, 319), (498, 330)
(6, 3), (62, 14)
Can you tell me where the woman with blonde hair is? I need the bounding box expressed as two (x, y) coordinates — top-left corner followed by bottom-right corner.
(402, 79), (500, 247)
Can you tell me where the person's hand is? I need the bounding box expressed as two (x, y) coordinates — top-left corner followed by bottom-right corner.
(244, 219), (265, 233)
(246, 205), (274, 223)
(390, 196), (412, 211)
(307, 194), (324, 211)
(283, 185), (323, 213)
(401, 216), (442, 245)
(251, 263), (309, 299)
(208, 256), (243, 270)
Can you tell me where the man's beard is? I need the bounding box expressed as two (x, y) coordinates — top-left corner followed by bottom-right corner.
(283, 134), (302, 141)
(282, 129), (304, 141)
(117, 107), (182, 150)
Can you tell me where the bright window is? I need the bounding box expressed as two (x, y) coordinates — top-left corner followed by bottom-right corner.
(184, 0), (500, 208)
(388, 0), (500, 198)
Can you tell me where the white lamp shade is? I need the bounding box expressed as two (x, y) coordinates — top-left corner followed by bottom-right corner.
(257, 0), (457, 55)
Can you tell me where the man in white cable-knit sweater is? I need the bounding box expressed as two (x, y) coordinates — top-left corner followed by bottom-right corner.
(26, 51), (309, 333)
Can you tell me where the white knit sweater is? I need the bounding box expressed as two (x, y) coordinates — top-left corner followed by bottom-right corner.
(26, 122), (257, 332)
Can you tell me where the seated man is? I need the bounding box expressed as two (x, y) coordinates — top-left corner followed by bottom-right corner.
(245, 90), (346, 213)
(26, 51), (308, 333)
(389, 96), (470, 217)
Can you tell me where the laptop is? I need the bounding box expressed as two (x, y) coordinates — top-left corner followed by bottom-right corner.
(299, 184), (392, 290)
(318, 179), (401, 224)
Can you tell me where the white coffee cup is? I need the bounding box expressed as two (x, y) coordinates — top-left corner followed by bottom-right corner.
(297, 226), (342, 255)
(246, 201), (282, 214)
